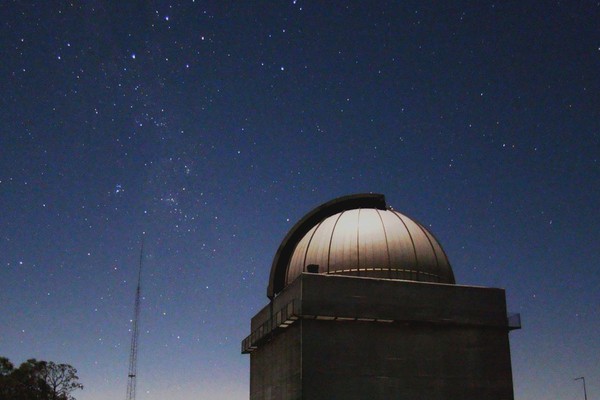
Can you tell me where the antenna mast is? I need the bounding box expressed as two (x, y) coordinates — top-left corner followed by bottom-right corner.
(126, 236), (144, 400)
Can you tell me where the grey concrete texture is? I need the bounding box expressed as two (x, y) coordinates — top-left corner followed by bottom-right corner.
(246, 274), (517, 400)
(302, 319), (514, 400)
(300, 273), (509, 327)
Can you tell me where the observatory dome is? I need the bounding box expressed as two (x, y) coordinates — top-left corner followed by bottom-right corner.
(267, 194), (455, 298)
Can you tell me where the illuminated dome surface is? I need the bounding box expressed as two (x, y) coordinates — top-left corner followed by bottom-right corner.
(268, 194), (455, 298)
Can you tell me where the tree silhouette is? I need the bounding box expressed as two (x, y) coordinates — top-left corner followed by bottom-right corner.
(0, 357), (83, 400)
(40, 361), (83, 400)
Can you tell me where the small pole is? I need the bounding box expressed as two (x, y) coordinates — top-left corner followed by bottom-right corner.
(574, 377), (587, 400)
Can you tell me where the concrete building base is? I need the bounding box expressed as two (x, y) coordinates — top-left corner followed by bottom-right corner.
(243, 273), (517, 400)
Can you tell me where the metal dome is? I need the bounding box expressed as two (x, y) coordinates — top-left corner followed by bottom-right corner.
(267, 194), (455, 298)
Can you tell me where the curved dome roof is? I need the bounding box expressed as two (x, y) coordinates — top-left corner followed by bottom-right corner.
(267, 194), (454, 298)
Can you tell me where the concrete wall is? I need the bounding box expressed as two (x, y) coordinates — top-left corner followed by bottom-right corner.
(247, 274), (516, 400)
(250, 322), (302, 400)
(251, 277), (301, 332)
(300, 273), (509, 327)
(302, 320), (514, 400)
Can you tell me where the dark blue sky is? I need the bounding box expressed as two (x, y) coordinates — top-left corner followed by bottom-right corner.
(1, 1), (599, 399)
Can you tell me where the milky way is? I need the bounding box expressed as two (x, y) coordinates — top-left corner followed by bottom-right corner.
(1, 2), (599, 399)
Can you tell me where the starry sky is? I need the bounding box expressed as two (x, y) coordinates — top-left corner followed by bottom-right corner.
(1, 1), (599, 399)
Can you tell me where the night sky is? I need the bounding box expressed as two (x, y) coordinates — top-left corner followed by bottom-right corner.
(1, 1), (599, 399)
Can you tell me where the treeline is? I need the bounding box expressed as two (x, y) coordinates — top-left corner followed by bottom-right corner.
(0, 357), (83, 400)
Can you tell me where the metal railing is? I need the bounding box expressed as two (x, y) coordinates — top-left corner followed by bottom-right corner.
(241, 299), (300, 353)
(243, 306), (523, 352)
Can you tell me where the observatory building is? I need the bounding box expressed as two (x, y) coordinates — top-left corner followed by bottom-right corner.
(242, 194), (520, 400)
